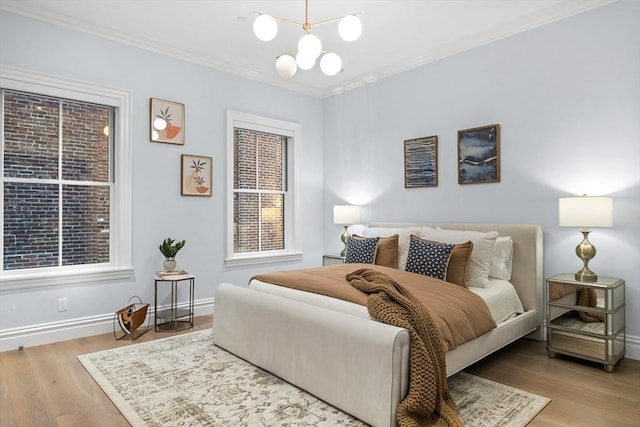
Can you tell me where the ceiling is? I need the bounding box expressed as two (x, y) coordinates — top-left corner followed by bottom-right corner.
(0, 0), (613, 98)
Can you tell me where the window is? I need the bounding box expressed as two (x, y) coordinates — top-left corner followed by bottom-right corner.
(226, 111), (301, 266)
(0, 66), (133, 289)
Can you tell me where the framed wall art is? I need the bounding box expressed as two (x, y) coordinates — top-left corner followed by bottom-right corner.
(181, 154), (213, 196)
(404, 135), (438, 188)
(150, 98), (185, 145)
(457, 124), (500, 184)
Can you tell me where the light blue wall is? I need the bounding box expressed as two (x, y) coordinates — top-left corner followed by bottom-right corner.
(1, 1), (639, 353)
(323, 1), (640, 344)
(0, 11), (324, 334)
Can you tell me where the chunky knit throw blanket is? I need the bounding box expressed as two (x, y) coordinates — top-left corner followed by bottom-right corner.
(346, 268), (463, 427)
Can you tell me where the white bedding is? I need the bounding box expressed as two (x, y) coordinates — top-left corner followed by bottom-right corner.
(469, 278), (524, 323)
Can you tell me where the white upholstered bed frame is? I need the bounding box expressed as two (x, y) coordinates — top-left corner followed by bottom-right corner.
(212, 223), (543, 427)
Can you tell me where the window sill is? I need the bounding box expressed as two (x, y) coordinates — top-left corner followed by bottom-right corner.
(225, 252), (303, 268)
(0, 266), (135, 291)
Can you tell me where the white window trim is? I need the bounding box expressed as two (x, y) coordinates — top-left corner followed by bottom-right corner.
(225, 110), (301, 267)
(0, 65), (133, 290)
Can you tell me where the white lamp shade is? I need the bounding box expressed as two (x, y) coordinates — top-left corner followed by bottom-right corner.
(320, 52), (342, 76)
(339, 15), (362, 42)
(253, 14), (278, 41)
(333, 205), (361, 225)
(297, 33), (322, 59)
(559, 196), (613, 227)
(275, 54), (297, 78)
(295, 52), (316, 70)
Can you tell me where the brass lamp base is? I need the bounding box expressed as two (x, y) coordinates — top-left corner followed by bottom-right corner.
(574, 229), (598, 282)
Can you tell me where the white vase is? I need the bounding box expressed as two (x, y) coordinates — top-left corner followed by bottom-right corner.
(163, 259), (176, 272)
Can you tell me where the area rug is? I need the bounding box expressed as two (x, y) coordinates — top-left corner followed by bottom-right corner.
(78, 329), (549, 426)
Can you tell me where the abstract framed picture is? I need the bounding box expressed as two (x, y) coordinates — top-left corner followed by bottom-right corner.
(404, 135), (438, 188)
(150, 98), (185, 145)
(457, 124), (500, 184)
(181, 154), (213, 196)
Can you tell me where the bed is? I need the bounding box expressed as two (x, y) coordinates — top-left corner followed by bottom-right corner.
(212, 223), (543, 427)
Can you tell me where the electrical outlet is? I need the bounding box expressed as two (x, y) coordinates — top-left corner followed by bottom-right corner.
(58, 297), (68, 312)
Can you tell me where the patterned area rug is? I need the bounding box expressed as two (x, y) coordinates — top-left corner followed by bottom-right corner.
(78, 329), (550, 426)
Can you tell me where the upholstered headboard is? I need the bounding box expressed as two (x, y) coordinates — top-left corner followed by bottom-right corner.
(362, 222), (544, 338)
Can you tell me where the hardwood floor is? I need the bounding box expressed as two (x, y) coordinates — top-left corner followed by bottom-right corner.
(1, 316), (638, 427)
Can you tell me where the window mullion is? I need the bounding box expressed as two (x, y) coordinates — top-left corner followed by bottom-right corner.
(254, 132), (262, 251)
(0, 89), (4, 270)
(58, 98), (64, 267)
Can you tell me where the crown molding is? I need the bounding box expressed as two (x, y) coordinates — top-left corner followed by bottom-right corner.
(321, 0), (616, 97)
(1, 0), (616, 99)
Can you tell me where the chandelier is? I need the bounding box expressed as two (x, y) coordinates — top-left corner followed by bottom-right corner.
(253, 0), (362, 78)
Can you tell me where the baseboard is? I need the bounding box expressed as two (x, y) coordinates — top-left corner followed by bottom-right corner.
(626, 333), (640, 361)
(3, 301), (637, 362)
(0, 298), (215, 352)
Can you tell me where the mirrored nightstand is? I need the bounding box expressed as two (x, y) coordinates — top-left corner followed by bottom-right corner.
(546, 273), (625, 372)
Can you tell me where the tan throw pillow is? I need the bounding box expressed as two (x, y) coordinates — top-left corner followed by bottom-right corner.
(445, 240), (473, 287)
(352, 234), (399, 268)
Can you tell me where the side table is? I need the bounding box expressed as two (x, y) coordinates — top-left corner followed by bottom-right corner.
(154, 273), (195, 332)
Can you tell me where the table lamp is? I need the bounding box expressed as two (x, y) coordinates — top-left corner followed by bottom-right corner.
(559, 195), (613, 282)
(333, 205), (362, 257)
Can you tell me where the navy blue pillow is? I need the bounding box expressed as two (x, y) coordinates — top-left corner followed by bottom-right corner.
(345, 237), (379, 264)
(404, 236), (454, 280)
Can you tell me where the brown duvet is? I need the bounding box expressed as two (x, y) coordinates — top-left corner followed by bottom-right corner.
(252, 264), (497, 352)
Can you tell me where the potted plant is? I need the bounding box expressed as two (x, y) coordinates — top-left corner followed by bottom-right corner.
(158, 237), (186, 272)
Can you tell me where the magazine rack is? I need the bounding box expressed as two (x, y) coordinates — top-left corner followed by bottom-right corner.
(113, 296), (150, 341)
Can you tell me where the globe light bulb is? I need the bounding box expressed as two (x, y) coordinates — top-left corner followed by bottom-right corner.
(339, 15), (362, 42)
(275, 55), (297, 78)
(297, 33), (322, 59)
(320, 52), (342, 76)
(153, 118), (167, 131)
(253, 14), (278, 41)
(295, 52), (316, 70)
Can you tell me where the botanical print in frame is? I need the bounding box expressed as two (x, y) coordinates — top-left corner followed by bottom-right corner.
(457, 124), (500, 184)
(150, 98), (185, 144)
(404, 135), (438, 188)
(181, 154), (213, 196)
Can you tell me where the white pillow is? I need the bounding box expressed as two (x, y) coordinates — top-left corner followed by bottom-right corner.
(362, 227), (429, 270)
(420, 227), (498, 288)
(490, 236), (513, 280)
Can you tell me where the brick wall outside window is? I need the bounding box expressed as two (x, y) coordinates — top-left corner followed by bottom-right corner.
(233, 128), (285, 253)
(2, 90), (111, 270)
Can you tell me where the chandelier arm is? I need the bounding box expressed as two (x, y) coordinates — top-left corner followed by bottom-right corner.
(253, 9), (360, 31)
(253, 12), (303, 28)
(310, 13), (360, 27)
(272, 16), (304, 27)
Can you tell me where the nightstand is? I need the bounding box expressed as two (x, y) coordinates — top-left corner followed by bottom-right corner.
(323, 254), (345, 266)
(546, 273), (625, 372)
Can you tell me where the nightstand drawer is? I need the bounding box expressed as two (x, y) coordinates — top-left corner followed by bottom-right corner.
(548, 329), (625, 363)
